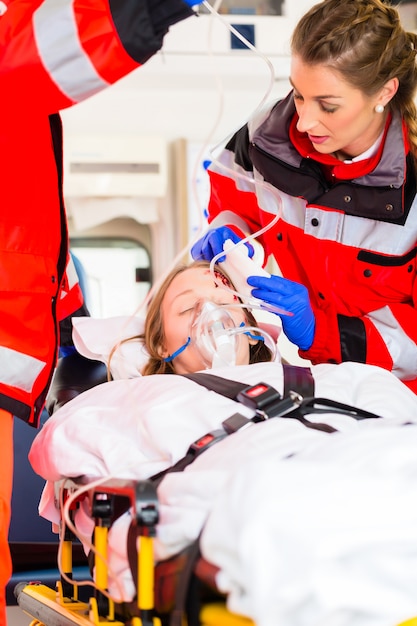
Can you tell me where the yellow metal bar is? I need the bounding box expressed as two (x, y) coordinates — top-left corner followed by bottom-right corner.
(200, 602), (254, 626)
(94, 525), (108, 591)
(61, 540), (73, 573)
(137, 535), (154, 610)
(16, 583), (92, 625)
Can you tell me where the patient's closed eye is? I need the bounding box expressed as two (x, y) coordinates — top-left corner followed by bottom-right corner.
(179, 299), (200, 315)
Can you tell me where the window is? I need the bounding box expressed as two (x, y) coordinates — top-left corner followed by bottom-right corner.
(198, 0), (284, 15)
(70, 237), (151, 318)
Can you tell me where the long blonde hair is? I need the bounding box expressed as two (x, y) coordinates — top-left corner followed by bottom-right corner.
(291, 0), (417, 163)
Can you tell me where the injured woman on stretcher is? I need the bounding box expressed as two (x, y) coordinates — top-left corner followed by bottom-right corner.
(29, 257), (417, 626)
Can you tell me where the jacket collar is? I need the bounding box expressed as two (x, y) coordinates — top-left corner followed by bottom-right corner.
(252, 90), (407, 189)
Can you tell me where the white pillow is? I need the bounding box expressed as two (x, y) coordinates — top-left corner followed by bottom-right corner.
(72, 316), (149, 379)
(72, 314), (282, 381)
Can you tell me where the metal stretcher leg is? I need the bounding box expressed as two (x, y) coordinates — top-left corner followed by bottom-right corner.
(14, 479), (161, 626)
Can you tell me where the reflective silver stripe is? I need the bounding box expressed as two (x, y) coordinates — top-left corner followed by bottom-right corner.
(211, 152), (283, 218)
(254, 174), (286, 218)
(0, 347), (45, 393)
(366, 306), (417, 380)
(211, 151), (256, 194)
(65, 254), (79, 291)
(214, 126), (417, 254)
(253, 185), (417, 256)
(209, 210), (252, 235)
(301, 200), (417, 256)
(33, 0), (109, 102)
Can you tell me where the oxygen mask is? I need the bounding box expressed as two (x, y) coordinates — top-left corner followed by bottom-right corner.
(163, 299), (277, 369)
(190, 300), (277, 368)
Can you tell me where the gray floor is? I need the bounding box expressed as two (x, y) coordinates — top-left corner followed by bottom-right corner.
(6, 607), (32, 625)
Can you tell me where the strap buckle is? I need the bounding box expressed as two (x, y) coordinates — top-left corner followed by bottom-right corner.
(188, 429), (227, 457)
(237, 383), (303, 419)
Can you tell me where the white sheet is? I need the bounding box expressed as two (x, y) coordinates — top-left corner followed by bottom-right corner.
(29, 361), (417, 625)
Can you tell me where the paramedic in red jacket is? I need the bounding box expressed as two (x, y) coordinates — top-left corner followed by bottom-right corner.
(192, 0), (417, 394)
(0, 0), (200, 620)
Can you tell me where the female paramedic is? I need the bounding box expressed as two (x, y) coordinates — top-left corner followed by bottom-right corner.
(191, 0), (417, 394)
(0, 0), (202, 621)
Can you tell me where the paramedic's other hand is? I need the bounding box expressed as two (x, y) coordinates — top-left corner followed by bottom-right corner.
(247, 275), (315, 351)
(191, 226), (254, 263)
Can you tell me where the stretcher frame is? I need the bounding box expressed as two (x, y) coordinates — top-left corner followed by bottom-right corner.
(14, 476), (417, 626)
(14, 478), (257, 626)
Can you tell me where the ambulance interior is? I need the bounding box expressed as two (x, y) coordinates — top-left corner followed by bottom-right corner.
(8, 0), (417, 624)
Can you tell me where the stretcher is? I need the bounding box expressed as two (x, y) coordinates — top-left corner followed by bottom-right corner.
(14, 474), (417, 626)
(24, 353), (417, 626)
(14, 477), (256, 626)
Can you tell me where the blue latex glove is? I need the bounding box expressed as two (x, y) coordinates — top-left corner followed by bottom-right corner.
(183, 0), (204, 5)
(247, 275), (315, 351)
(191, 226), (254, 262)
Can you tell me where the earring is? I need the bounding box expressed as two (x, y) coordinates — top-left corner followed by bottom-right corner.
(375, 104), (385, 113)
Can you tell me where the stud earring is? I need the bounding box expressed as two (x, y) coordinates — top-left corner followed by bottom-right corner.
(375, 104), (385, 113)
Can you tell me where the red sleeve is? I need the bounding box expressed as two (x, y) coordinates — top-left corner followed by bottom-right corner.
(208, 170), (264, 234)
(0, 0), (194, 114)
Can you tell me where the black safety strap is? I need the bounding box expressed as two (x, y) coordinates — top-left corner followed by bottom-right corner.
(150, 366), (318, 488)
(185, 363), (315, 400)
(150, 364), (382, 487)
(184, 366), (381, 422)
(282, 363), (316, 398)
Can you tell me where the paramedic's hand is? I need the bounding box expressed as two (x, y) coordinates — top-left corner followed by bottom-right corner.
(247, 275), (315, 351)
(183, 0), (204, 5)
(191, 226), (254, 263)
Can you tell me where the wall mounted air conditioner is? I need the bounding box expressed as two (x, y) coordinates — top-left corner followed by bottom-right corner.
(63, 134), (168, 198)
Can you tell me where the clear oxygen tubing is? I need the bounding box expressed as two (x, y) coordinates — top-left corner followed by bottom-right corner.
(135, 0), (281, 317)
(200, 0), (288, 312)
(104, 0), (227, 368)
(108, 0), (285, 370)
(56, 475), (129, 603)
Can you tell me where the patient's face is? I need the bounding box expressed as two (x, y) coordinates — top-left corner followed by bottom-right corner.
(161, 266), (252, 374)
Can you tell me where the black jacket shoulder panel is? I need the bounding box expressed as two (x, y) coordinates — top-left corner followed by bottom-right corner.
(109, 0), (194, 63)
(225, 124), (254, 173)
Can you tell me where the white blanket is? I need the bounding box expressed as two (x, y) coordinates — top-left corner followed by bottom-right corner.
(29, 361), (417, 625)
